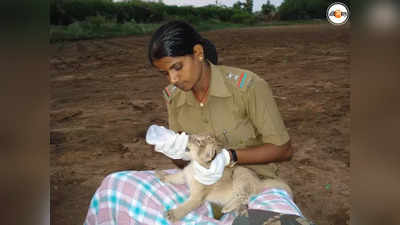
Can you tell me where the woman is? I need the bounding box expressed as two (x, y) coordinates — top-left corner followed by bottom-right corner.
(85, 21), (314, 225)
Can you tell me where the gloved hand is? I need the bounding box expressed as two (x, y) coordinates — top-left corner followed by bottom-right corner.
(193, 149), (231, 185)
(145, 125), (190, 160)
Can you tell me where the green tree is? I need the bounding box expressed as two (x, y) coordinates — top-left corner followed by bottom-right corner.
(233, 1), (246, 11)
(245, 0), (253, 13)
(278, 0), (332, 20)
(261, 0), (276, 15)
(233, 0), (252, 13)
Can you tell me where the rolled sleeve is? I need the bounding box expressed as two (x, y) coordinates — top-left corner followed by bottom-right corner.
(247, 78), (290, 146)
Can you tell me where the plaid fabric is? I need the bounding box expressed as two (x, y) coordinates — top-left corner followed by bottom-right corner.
(249, 189), (303, 217)
(84, 170), (302, 225)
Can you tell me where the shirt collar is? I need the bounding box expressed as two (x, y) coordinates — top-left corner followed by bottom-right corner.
(176, 61), (231, 107)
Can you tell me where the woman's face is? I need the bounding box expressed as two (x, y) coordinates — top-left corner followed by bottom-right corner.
(153, 55), (202, 91)
(153, 45), (204, 91)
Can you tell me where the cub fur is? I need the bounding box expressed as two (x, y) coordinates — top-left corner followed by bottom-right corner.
(155, 134), (292, 222)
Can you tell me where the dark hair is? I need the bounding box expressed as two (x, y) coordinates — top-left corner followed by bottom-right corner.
(148, 21), (218, 65)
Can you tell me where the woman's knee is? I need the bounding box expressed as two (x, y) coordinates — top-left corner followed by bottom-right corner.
(99, 171), (143, 189)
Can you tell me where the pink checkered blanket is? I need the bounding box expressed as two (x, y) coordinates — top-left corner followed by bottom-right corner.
(85, 170), (302, 225)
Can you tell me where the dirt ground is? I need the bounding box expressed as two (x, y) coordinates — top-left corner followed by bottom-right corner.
(50, 23), (350, 225)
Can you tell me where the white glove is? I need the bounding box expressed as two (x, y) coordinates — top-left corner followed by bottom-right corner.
(193, 149), (231, 185)
(145, 125), (190, 160)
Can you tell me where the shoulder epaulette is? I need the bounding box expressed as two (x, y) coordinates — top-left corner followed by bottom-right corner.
(225, 71), (254, 91)
(162, 84), (178, 103)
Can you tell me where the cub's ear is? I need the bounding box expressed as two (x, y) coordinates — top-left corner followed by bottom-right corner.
(188, 135), (196, 143)
(203, 134), (218, 144)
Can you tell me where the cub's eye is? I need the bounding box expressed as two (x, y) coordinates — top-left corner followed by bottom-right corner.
(185, 147), (190, 152)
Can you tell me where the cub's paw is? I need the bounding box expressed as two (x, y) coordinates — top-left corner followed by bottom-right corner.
(237, 204), (249, 217)
(164, 209), (179, 222)
(222, 199), (241, 213)
(154, 170), (168, 182)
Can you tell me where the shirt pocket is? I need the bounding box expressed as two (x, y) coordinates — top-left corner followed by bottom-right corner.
(210, 97), (255, 148)
(218, 119), (258, 148)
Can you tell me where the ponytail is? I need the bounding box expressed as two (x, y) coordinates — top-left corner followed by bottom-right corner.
(149, 21), (218, 65)
(200, 38), (218, 65)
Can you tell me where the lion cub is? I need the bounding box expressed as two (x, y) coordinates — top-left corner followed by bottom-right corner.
(155, 134), (292, 222)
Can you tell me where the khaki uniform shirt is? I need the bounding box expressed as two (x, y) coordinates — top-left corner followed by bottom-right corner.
(162, 62), (290, 178)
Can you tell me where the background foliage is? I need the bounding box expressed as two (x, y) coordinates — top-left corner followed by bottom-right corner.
(50, 0), (347, 42)
(50, 0), (256, 26)
(277, 0), (351, 20)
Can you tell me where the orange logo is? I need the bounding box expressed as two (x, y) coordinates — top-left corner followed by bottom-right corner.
(334, 10), (342, 18)
(327, 2), (350, 25)
(329, 10), (348, 18)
